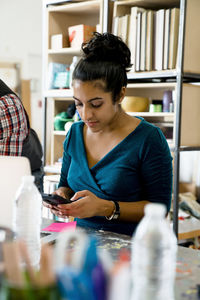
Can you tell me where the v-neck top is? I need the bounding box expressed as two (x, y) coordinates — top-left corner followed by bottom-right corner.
(59, 118), (172, 236)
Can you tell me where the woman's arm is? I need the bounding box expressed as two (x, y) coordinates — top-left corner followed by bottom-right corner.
(96, 197), (149, 222)
(115, 200), (149, 222)
(50, 189), (149, 222)
(140, 128), (173, 212)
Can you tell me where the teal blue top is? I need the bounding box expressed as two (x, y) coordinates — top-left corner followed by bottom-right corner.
(59, 118), (173, 236)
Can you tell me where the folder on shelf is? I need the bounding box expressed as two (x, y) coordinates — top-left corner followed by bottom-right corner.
(117, 16), (123, 40)
(163, 8), (171, 70)
(146, 10), (154, 71)
(140, 11), (147, 71)
(154, 9), (165, 71)
(128, 6), (145, 72)
(112, 16), (119, 36)
(120, 14), (130, 44)
(168, 8), (180, 69)
(135, 11), (142, 72)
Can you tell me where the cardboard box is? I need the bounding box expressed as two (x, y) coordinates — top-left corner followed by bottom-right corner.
(68, 24), (96, 48)
(51, 34), (68, 49)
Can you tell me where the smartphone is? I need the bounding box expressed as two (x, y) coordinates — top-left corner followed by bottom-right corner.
(42, 193), (72, 206)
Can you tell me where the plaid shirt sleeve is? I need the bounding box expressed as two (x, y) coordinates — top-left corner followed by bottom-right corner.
(0, 94), (29, 156)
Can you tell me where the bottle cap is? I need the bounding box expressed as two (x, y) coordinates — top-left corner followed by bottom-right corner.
(144, 203), (166, 217)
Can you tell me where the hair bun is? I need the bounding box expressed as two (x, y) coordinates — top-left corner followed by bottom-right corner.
(82, 32), (131, 71)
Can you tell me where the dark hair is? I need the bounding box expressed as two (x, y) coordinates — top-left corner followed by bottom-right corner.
(73, 32), (132, 102)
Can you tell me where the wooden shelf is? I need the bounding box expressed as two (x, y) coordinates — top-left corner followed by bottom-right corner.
(53, 130), (68, 136)
(48, 48), (81, 55)
(127, 82), (176, 89)
(47, 0), (101, 13)
(127, 112), (174, 117)
(178, 216), (200, 240)
(44, 89), (73, 98)
(113, 0), (179, 9)
(44, 164), (62, 174)
(128, 70), (177, 80)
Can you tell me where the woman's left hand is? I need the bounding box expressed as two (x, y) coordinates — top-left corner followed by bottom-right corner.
(55, 190), (103, 218)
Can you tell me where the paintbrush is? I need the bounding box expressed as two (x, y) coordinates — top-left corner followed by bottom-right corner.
(18, 240), (39, 286)
(38, 243), (55, 286)
(2, 241), (24, 286)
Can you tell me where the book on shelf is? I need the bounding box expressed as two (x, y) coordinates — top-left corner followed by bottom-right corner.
(154, 9), (165, 71)
(135, 11), (142, 71)
(140, 11), (147, 71)
(113, 14), (130, 44)
(112, 16), (119, 36)
(146, 10), (154, 71)
(117, 16), (123, 40)
(128, 6), (145, 72)
(116, 5), (180, 72)
(96, 23), (101, 33)
(168, 8), (180, 69)
(47, 62), (69, 90)
(125, 15), (131, 45)
(121, 14), (130, 44)
(163, 8), (171, 70)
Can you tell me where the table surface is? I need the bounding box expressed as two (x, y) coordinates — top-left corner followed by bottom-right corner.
(178, 216), (200, 240)
(41, 219), (200, 300)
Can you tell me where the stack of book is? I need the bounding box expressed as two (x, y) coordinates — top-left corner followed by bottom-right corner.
(112, 7), (180, 72)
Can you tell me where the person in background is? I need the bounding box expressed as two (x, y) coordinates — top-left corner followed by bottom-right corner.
(43, 32), (173, 236)
(0, 79), (43, 191)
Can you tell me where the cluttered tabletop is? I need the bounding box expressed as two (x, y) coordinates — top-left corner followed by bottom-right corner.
(41, 218), (200, 300)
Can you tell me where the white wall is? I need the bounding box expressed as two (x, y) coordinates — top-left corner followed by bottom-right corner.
(0, 0), (43, 139)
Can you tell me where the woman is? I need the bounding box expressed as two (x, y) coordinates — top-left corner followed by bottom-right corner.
(44, 32), (172, 236)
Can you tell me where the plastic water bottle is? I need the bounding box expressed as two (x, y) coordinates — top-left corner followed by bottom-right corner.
(13, 175), (42, 268)
(131, 203), (177, 300)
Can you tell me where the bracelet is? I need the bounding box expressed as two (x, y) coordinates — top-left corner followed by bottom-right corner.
(106, 201), (120, 220)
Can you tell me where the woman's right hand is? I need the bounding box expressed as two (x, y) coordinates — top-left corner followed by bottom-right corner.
(50, 186), (74, 217)
(42, 187), (72, 209)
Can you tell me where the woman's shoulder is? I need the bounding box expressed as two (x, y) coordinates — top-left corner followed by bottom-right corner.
(135, 117), (169, 149)
(136, 117), (163, 136)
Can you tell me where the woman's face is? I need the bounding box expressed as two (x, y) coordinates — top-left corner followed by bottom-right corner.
(73, 80), (123, 132)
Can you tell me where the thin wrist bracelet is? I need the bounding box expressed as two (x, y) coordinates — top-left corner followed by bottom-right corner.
(106, 201), (120, 220)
